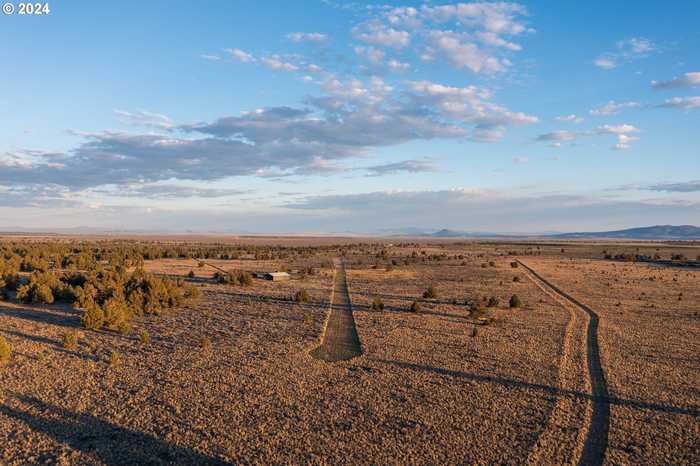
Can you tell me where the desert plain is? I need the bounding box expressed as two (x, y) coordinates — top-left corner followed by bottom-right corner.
(0, 236), (698, 465)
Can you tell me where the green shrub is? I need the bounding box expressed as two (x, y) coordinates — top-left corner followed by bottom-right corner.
(423, 285), (438, 299)
(117, 321), (131, 336)
(371, 296), (384, 311)
(139, 329), (150, 344)
(109, 350), (120, 366)
(510, 261), (519, 268)
(487, 296), (499, 307)
(102, 296), (131, 330)
(466, 299), (485, 317)
(61, 332), (78, 349)
(509, 295), (522, 308)
(0, 336), (11, 363)
(183, 284), (200, 300)
(187, 270), (196, 278)
(14, 271), (76, 304)
(295, 289), (310, 303)
(34, 283), (55, 304)
(512, 276), (521, 282)
(81, 303), (105, 330)
(17, 282), (54, 304)
(214, 270), (252, 286)
(199, 336), (211, 350)
(410, 300), (421, 313)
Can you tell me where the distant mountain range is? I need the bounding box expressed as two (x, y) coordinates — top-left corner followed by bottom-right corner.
(428, 229), (515, 238)
(549, 225), (700, 240)
(405, 225), (700, 240)
(1, 225), (699, 240)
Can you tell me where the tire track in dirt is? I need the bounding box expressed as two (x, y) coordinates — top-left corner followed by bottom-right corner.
(518, 260), (609, 466)
(310, 259), (362, 362)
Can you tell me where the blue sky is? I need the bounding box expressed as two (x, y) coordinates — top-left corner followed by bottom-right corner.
(1, 0), (699, 233)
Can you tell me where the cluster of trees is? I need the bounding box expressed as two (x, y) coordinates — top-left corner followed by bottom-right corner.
(214, 270), (253, 286)
(0, 242), (200, 334)
(77, 270), (200, 332)
(603, 251), (697, 262)
(0, 240), (356, 271)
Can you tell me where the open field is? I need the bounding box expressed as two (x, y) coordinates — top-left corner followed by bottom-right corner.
(0, 237), (698, 464)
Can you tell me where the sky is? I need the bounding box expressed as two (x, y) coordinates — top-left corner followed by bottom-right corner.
(1, 0), (699, 234)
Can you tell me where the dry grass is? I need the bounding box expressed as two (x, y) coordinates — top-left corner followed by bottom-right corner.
(0, 239), (698, 464)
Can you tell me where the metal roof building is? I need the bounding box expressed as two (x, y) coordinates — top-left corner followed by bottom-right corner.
(264, 272), (290, 281)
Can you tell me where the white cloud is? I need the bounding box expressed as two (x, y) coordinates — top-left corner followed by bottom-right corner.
(590, 100), (641, 116)
(292, 156), (347, 176)
(387, 59), (410, 72)
(96, 184), (251, 199)
(201, 54), (221, 61)
(537, 124), (641, 150)
(226, 48), (256, 63)
(419, 3), (529, 35)
(657, 96), (700, 110)
(475, 31), (522, 51)
(354, 46), (385, 64)
(260, 56), (299, 72)
(353, 3), (530, 74)
(364, 159), (438, 176)
(287, 32), (328, 43)
(554, 114), (584, 124)
(617, 37), (656, 55)
(114, 110), (173, 129)
(594, 37), (656, 69)
(0, 184), (83, 208)
(512, 156), (528, 164)
(644, 180), (700, 192)
(594, 56), (617, 69)
(596, 124), (640, 150)
(352, 20), (411, 49)
(596, 124), (640, 135)
(354, 46), (410, 72)
(536, 130), (578, 142)
(612, 134), (637, 150)
(407, 80), (538, 140)
(428, 29), (510, 73)
(2, 73), (537, 195)
(651, 72), (700, 90)
(223, 49), (302, 72)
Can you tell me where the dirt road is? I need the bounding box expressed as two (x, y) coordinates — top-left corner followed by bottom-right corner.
(519, 260), (610, 466)
(310, 260), (362, 362)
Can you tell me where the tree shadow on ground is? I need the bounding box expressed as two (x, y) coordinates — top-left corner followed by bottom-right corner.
(372, 359), (700, 418)
(0, 303), (80, 329)
(0, 329), (58, 346)
(0, 395), (231, 465)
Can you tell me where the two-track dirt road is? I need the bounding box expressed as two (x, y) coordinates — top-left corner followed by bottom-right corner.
(518, 259), (610, 466)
